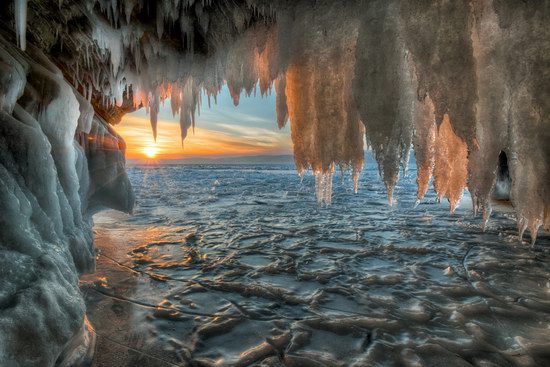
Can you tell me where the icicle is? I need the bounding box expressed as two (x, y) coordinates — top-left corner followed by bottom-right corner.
(315, 168), (334, 206)
(518, 217), (528, 243)
(156, 1), (164, 39)
(354, 0), (414, 204)
(529, 220), (541, 246)
(150, 89), (160, 141)
(275, 76), (288, 129)
(170, 86), (181, 117)
(87, 83), (92, 103)
(352, 164), (361, 194)
(482, 206), (492, 231)
(125, 0), (136, 24)
(14, 0), (28, 51)
(413, 95), (436, 203)
(433, 115), (468, 213)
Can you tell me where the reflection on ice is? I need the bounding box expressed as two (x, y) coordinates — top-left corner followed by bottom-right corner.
(81, 164), (550, 366)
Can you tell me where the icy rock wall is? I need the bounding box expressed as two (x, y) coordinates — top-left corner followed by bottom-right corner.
(0, 32), (133, 365)
(79, 115), (135, 214)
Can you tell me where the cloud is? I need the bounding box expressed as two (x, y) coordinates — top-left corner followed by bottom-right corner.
(114, 85), (293, 160)
(116, 114), (292, 160)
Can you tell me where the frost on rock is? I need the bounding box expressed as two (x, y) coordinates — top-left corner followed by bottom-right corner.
(79, 115), (134, 214)
(0, 31), (134, 366)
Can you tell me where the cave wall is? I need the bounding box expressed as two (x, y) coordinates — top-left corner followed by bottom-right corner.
(0, 32), (133, 365)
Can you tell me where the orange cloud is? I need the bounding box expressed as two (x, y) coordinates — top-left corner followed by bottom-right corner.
(115, 115), (292, 160)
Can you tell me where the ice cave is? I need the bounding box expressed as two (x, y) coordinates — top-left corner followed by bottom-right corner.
(0, 0), (549, 366)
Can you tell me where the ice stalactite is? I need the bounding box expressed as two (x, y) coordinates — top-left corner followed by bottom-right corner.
(315, 167), (335, 206)
(433, 115), (469, 214)
(494, 1), (550, 244)
(283, 3), (364, 205)
(468, 1), (508, 229)
(14, 0), (27, 51)
(224, 26), (267, 106)
(399, 1), (477, 149)
(275, 75), (288, 129)
(353, 0), (414, 205)
(412, 95), (436, 204)
(91, 20), (123, 77)
(256, 27), (279, 98)
(3, 0), (549, 238)
(149, 88), (160, 141)
(466, 1), (550, 242)
(178, 79), (199, 144)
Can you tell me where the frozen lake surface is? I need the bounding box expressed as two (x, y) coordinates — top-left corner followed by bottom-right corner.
(82, 164), (550, 366)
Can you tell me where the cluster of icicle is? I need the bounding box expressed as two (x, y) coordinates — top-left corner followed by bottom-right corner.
(12, 0), (550, 243)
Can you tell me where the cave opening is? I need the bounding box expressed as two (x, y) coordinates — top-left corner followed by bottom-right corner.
(1, 1), (550, 366)
(116, 83), (292, 164)
(493, 150), (511, 201)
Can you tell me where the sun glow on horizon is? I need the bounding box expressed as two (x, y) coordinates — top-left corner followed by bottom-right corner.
(143, 146), (158, 158)
(113, 86), (292, 161)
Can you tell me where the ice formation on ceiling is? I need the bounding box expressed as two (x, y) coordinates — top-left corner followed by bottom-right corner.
(7, 0), (549, 239)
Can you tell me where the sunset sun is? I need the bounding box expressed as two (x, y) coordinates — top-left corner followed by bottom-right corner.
(143, 146), (158, 158)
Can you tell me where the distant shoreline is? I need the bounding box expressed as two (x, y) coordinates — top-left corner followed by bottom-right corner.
(127, 154), (296, 166)
(127, 153), (388, 166)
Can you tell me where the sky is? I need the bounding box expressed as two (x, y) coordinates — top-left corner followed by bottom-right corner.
(115, 85), (292, 161)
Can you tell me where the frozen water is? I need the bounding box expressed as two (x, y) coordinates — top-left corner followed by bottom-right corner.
(83, 164), (550, 366)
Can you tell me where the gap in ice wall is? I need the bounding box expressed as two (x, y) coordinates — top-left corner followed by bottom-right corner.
(116, 83), (293, 163)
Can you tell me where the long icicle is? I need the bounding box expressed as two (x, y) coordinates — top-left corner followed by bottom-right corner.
(14, 0), (28, 51)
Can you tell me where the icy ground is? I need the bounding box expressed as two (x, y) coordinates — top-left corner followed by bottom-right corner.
(82, 164), (550, 366)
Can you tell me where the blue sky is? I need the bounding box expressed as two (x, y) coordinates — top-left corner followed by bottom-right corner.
(118, 85), (292, 160)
